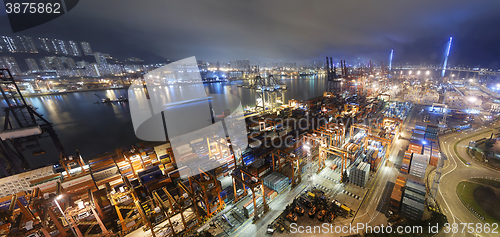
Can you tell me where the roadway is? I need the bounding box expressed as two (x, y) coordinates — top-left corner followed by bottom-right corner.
(435, 121), (500, 237)
(345, 102), (421, 228)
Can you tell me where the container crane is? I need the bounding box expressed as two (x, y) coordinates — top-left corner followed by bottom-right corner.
(238, 75), (287, 113)
(0, 68), (65, 176)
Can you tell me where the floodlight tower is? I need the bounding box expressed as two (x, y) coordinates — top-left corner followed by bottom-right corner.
(441, 37), (453, 78)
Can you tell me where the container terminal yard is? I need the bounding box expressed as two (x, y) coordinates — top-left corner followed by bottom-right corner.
(0, 55), (500, 237)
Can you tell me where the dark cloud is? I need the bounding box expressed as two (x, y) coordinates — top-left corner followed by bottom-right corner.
(0, 0), (499, 67)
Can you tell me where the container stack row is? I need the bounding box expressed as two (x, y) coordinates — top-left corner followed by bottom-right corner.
(429, 143), (440, 167)
(264, 186), (278, 202)
(343, 143), (362, 158)
(409, 153), (429, 179)
(401, 179), (426, 220)
(349, 162), (370, 187)
(263, 172), (289, 193)
(408, 140), (423, 154)
(401, 152), (412, 174)
(0, 166), (56, 198)
(243, 196), (264, 218)
(389, 175), (406, 212)
(424, 124), (439, 142)
(331, 157), (351, 172)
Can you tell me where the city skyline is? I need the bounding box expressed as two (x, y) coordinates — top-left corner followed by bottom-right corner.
(0, 0), (500, 68)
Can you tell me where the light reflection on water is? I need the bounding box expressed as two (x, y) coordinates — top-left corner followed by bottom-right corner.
(0, 75), (325, 167)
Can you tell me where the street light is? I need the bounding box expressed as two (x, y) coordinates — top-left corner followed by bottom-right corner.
(467, 97), (477, 103)
(54, 195), (78, 237)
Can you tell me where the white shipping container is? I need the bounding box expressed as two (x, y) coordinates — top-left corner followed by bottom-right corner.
(62, 174), (93, 189)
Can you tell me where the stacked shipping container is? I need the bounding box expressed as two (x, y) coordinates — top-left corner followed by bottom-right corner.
(401, 179), (426, 220)
(349, 162), (370, 187)
(430, 143), (440, 167)
(389, 175), (406, 212)
(243, 196), (264, 218)
(401, 152), (411, 174)
(409, 153), (429, 179)
(0, 166), (56, 198)
(263, 172), (289, 193)
(331, 157), (351, 172)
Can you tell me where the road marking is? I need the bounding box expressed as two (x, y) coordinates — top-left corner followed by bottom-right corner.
(440, 136), (459, 225)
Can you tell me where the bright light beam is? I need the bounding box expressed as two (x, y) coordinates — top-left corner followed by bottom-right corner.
(441, 37), (453, 78)
(389, 50), (393, 71)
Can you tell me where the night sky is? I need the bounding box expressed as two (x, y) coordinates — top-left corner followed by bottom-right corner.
(0, 0), (499, 67)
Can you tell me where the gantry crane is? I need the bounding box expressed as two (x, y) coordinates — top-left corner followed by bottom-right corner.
(344, 103), (360, 114)
(271, 144), (303, 187)
(29, 188), (70, 237)
(271, 149), (288, 172)
(176, 180), (202, 225)
(151, 191), (176, 236)
(231, 168), (269, 223)
(59, 150), (88, 178)
(153, 181), (202, 235)
(381, 117), (403, 133)
(154, 187), (185, 235)
(320, 146), (350, 182)
(325, 57), (342, 95)
(349, 124), (372, 142)
(188, 168), (224, 217)
(0, 68), (65, 176)
(63, 191), (112, 237)
(364, 134), (392, 160)
(238, 75), (287, 113)
(106, 176), (156, 237)
(315, 123), (344, 148)
(303, 132), (328, 172)
(0, 191), (52, 237)
(305, 123), (350, 180)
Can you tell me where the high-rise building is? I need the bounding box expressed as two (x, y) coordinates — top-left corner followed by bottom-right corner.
(68, 41), (81, 57)
(15, 36), (38, 53)
(80, 41), (93, 55)
(25, 58), (40, 72)
(94, 52), (107, 65)
(2, 36), (17, 53)
(15, 36), (27, 53)
(39, 37), (54, 53)
(44, 56), (65, 70)
(50, 39), (60, 54)
(56, 40), (69, 55)
(60, 57), (77, 69)
(39, 58), (52, 71)
(1, 56), (22, 75)
(89, 63), (101, 77)
(26, 36), (38, 53)
(76, 60), (90, 69)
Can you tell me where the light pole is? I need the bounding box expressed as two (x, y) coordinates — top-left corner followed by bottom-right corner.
(304, 143), (313, 189)
(54, 195), (78, 237)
